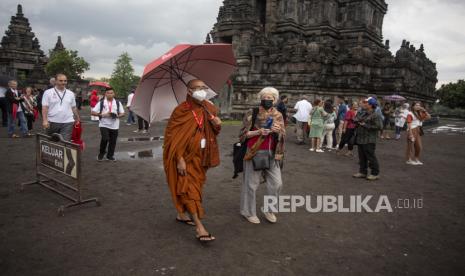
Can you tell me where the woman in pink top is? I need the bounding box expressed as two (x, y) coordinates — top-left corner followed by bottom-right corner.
(337, 101), (358, 157)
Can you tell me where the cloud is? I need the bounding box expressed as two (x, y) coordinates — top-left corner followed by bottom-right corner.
(74, 35), (171, 77)
(384, 0), (465, 87)
(1, 0), (464, 87)
(0, 0), (223, 78)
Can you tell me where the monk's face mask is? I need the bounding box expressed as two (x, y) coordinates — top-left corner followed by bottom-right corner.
(191, 89), (208, 101)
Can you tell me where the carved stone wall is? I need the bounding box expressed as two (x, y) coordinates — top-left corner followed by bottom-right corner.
(0, 5), (48, 87)
(211, 0), (438, 116)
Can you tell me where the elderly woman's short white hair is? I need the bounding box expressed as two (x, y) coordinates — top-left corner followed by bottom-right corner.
(258, 87), (279, 102)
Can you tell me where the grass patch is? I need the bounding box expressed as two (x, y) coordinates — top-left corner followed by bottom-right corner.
(221, 120), (242, 126)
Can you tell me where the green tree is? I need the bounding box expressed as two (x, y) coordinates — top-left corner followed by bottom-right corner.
(110, 52), (138, 98)
(45, 49), (90, 80)
(132, 75), (141, 88)
(436, 79), (465, 109)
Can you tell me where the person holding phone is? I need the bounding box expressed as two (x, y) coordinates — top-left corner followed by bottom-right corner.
(239, 87), (285, 224)
(91, 87), (125, 161)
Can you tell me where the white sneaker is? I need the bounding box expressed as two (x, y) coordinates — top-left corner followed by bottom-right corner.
(142, 130), (148, 134)
(316, 149), (324, 153)
(309, 148), (315, 152)
(414, 160), (424, 165)
(133, 129), (141, 133)
(406, 159), (417, 165)
(244, 215), (260, 224)
(261, 208), (277, 223)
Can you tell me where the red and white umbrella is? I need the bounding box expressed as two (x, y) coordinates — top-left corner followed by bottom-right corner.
(131, 44), (236, 123)
(89, 81), (111, 89)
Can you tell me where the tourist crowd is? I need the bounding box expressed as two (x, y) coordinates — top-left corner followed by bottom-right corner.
(0, 74), (432, 173)
(0, 74), (432, 243)
(288, 94), (431, 174)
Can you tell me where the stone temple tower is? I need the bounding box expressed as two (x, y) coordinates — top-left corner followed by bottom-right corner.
(0, 4), (48, 86)
(210, 0), (438, 115)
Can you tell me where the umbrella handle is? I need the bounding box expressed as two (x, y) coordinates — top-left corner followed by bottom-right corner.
(200, 102), (222, 123)
(202, 104), (215, 119)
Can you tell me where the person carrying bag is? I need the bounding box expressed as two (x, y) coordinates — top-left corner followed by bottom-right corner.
(238, 87), (285, 225)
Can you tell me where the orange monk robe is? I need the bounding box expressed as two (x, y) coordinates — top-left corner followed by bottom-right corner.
(163, 97), (221, 218)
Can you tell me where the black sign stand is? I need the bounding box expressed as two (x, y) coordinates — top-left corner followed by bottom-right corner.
(20, 133), (100, 216)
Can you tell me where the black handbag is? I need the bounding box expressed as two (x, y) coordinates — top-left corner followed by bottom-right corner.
(232, 141), (247, 178)
(232, 107), (259, 178)
(252, 150), (272, 171)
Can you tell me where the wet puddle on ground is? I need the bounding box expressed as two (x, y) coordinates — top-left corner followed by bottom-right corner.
(119, 136), (164, 142)
(114, 147), (163, 160)
(427, 124), (465, 135)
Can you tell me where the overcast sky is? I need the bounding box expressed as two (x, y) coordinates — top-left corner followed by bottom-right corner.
(1, 0), (464, 87)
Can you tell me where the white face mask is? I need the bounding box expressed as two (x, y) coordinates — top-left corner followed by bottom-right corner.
(192, 89), (207, 101)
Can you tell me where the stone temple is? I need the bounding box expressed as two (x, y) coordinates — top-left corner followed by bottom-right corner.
(210, 0), (438, 115)
(0, 5), (48, 87)
(0, 4), (88, 91)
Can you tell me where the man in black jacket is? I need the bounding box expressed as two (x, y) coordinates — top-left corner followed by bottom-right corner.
(5, 80), (28, 138)
(352, 97), (383, 181)
(0, 85), (7, 127)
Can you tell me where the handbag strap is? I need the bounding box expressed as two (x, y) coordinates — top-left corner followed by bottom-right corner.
(250, 107), (259, 131)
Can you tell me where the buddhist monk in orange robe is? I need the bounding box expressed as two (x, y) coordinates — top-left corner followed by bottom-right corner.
(163, 79), (221, 243)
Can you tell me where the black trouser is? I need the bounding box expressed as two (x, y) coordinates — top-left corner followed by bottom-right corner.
(332, 119), (339, 147)
(99, 127), (118, 158)
(338, 128), (355, 151)
(25, 113), (34, 131)
(357, 143), (379, 176)
(0, 97), (8, 126)
(137, 116), (149, 130)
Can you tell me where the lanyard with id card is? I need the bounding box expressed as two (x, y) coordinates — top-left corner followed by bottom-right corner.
(54, 88), (67, 106)
(191, 107), (206, 149)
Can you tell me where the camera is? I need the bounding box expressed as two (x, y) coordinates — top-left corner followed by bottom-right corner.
(110, 113), (117, 119)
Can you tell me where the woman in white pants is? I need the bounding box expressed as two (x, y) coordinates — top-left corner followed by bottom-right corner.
(320, 100), (337, 150)
(239, 87), (286, 224)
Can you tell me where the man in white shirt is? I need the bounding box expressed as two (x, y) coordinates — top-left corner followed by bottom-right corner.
(91, 87), (125, 161)
(292, 95), (312, 144)
(42, 74), (80, 141)
(126, 89), (136, 125)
